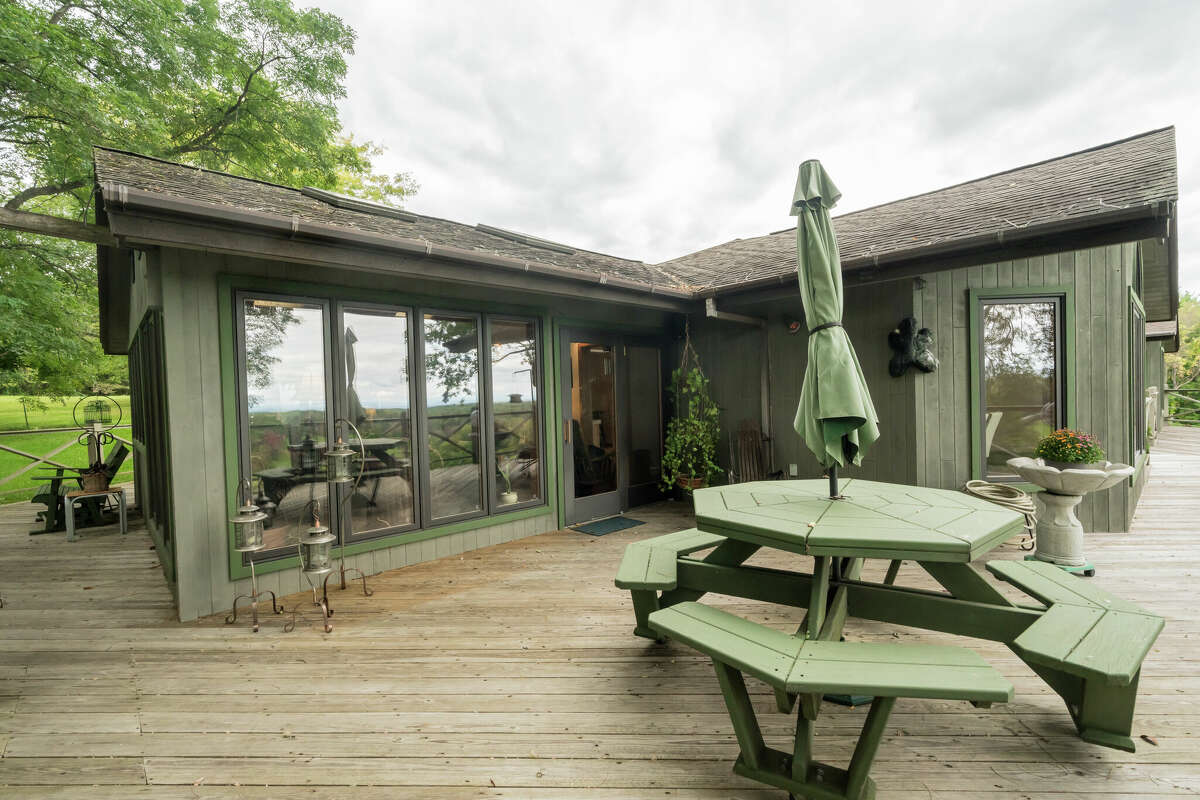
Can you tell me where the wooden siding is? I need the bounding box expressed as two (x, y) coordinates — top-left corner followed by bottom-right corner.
(701, 282), (917, 484)
(913, 244), (1139, 532)
(150, 248), (672, 621)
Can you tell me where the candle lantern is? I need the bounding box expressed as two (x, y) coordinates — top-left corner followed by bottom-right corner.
(224, 479), (283, 632)
(326, 437), (357, 484)
(295, 501), (336, 633)
(299, 509), (336, 577)
(230, 499), (267, 552)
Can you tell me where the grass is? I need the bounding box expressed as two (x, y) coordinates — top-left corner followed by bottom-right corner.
(0, 395), (132, 432)
(0, 395), (135, 504)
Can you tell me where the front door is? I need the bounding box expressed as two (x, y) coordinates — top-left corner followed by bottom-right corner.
(561, 330), (664, 525)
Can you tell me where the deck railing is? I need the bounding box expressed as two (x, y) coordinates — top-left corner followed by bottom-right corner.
(0, 425), (133, 501)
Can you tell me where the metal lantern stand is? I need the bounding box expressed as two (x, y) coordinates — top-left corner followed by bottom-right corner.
(225, 479), (283, 632)
(323, 419), (374, 606)
(296, 501), (337, 633)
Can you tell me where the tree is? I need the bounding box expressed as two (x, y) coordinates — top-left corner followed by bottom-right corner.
(0, 0), (416, 397)
(1165, 291), (1200, 424)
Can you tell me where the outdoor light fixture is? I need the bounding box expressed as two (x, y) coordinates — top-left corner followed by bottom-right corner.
(225, 478), (284, 633)
(324, 418), (374, 604)
(296, 501), (336, 632)
(325, 436), (357, 484)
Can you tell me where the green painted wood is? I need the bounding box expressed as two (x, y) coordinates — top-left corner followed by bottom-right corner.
(693, 479), (1023, 562)
(920, 562), (1014, 606)
(673, 559), (1041, 643)
(649, 602), (1013, 703)
(986, 559), (1152, 613)
(845, 696), (896, 800)
(712, 660), (767, 771)
(807, 556), (831, 638)
(613, 543), (677, 591)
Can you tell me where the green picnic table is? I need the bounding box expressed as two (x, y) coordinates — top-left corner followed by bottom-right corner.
(616, 478), (1164, 800)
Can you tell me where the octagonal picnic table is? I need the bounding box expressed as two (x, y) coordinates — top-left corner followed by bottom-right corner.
(619, 477), (1163, 771)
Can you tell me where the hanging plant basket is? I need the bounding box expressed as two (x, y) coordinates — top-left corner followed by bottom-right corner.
(661, 320), (723, 493)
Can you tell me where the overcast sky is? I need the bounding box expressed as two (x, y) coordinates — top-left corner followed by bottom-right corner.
(314, 0), (1199, 293)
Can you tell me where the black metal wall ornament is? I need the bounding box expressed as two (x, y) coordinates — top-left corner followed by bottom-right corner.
(888, 317), (939, 377)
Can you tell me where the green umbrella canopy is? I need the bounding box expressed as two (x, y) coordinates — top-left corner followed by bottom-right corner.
(790, 160), (880, 469)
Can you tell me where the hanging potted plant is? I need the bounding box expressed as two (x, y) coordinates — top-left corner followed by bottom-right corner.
(661, 325), (722, 493)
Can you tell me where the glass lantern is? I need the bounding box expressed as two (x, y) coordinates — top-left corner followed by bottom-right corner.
(326, 437), (356, 484)
(299, 512), (336, 577)
(230, 502), (267, 552)
(230, 478), (267, 552)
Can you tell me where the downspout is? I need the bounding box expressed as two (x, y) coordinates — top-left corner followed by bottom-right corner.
(704, 297), (772, 443)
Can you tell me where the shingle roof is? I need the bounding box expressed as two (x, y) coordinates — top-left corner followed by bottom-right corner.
(92, 147), (684, 291)
(655, 127), (1178, 292)
(94, 127), (1177, 297)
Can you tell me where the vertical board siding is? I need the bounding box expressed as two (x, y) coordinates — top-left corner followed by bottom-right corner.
(914, 243), (1139, 532)
(711, 282), (917, 485)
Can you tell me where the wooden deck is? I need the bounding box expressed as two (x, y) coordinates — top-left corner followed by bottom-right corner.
(0, 427), (1198, 798)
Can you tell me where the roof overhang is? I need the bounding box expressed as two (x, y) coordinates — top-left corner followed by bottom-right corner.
(95, 182), (695, 314)
(708, 201), (1177, 306)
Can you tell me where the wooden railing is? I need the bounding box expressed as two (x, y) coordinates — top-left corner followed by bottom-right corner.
(0, 425), (133, 501)
(1167, 387), (1200, 427)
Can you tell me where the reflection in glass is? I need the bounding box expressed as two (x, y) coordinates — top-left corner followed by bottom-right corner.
(491, 320), (540, 506)
(423, 313), (483, 519)
(571, 343), (617, 498)
(342, 309), (415, 537)
(982, 300), (1060, 478)
(240, 298), (328, 554)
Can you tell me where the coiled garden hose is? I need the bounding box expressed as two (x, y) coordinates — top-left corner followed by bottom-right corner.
(962, 480), (1037, 551)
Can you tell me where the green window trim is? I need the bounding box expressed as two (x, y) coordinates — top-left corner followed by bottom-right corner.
(218, 273), (562, 582)
(968, 286), (1076, 482)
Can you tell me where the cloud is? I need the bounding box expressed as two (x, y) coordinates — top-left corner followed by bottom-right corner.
(319, 0), (1200, 292)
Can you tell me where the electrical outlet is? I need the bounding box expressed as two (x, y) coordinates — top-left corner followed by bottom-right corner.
(788, 463), (798, 477)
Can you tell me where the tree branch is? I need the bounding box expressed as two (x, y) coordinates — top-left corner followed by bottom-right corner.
(4, 179), (87, 210)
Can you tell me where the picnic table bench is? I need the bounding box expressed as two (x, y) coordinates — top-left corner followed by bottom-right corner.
(650, 601), (1012, 800)
(614, 478), (1165, 794)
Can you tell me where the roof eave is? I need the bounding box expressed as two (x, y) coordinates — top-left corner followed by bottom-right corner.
(702, 200), (1175, 298)
(96, 182), (694, 305)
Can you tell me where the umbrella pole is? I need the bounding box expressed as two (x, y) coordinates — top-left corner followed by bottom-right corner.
(829, 465), (839, 499)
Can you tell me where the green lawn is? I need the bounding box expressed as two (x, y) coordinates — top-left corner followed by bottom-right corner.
(0, 396), (135, 504)
(0, 394), (132, 432)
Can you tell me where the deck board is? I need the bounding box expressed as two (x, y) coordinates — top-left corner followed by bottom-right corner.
(0, 426), (1197, 796)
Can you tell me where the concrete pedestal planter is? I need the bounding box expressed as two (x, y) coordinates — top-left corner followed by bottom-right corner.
(1006, 457), (1135, 575)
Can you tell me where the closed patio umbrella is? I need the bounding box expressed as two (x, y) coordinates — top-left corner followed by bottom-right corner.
(790, 160), (879, 497)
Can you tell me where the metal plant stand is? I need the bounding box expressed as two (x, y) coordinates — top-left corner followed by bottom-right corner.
(225, 556), (284, 633)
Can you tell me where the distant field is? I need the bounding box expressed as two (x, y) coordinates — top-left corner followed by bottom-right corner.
(0, 395), (132, 432)
(0, 396), (134, 505)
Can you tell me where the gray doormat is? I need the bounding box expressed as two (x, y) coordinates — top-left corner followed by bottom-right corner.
(571, 516), (645, 536)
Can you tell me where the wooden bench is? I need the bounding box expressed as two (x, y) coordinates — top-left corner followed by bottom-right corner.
(987, 559), (1164, 752)
(614, 528), (729, 639)
(650, 602), (1013, 800)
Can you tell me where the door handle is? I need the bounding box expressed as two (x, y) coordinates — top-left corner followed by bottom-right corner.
(564, 418), (571, 443)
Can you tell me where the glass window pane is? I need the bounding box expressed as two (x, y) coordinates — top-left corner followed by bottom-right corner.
(491, 320), (540, 507)
(571, 342), (617, 497)
(982, 300), (1059, 478)
(343, 308), (415, 536)
(241, 297), (329, 554)
(423, 313), (483, 519)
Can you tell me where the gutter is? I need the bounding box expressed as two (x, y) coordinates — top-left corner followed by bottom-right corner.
(699, 201), (1174, 298)
(98, 182), (694, 302)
